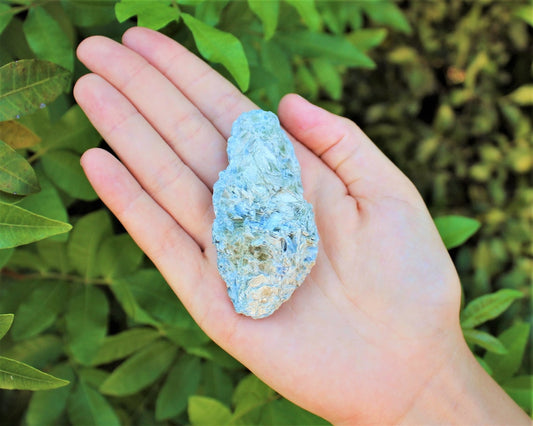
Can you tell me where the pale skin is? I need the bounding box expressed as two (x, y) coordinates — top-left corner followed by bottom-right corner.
(75, 27), (529, 425)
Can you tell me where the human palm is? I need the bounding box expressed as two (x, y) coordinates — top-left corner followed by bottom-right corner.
(76, 27), (464, 424)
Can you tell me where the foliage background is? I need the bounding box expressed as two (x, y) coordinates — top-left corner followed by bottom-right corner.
(0, 0), (531, 424)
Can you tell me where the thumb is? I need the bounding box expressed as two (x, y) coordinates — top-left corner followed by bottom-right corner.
(278, 94), (421, 204)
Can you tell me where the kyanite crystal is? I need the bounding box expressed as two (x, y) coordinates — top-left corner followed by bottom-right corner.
(212, 110), (319, 319)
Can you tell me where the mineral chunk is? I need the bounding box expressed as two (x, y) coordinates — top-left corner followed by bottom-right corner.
(212, 110), (319, 319)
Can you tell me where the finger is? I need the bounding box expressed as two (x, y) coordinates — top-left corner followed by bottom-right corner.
(278, 94), (422, 204)
(76, 35), (227, 188)
(74, 73), (214, 249)
(120, 27), (337, 207)
(121, 27), (256, 140)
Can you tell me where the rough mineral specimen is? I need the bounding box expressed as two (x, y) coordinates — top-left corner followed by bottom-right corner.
(212, 110), (319, 319)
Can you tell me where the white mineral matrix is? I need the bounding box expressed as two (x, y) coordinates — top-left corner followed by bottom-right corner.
(212, 110), (319, 319)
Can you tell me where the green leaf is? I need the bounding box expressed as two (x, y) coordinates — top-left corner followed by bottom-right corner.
(231, 374), (275, 423)
(0, 4), (14, 36)
(275, 31), (375, 68)
(188, 395), (232, 426)
(156, 355), (202, 420)
(65, 285), (109, 365)
(484, 321), (530, 382)
(347, 28), (388, 52)
(248, 0), (279, 40)
(1, 334), (63, 370)
(311, 58), (342, 100)
(161, 323), (210, 348)
(100, 339), (177, 396)
(463, 328), (507, 354)
(115, 0), (180, 30)
(186, 342), (241, 370)
(0, 313), (14, 340)
(507, 84), (533, 106)
(36, 240), (69, 274)
(360, 1), (412, 34)
(90, 327), (160, 366)
(434, 215), (481, 249)
(284, 0), (321, 31)
(26, 363), (74, 426)
(67, 379), (120, 426)
(513, 5), (533, 26)
(296, 65), (318, 99)
(0, 120), (41, 149)
(0, 356), (69, 390)
(0, 248), (14, 268)
(11, 281), (68, 341)
(502, 375), (532, 412)
(18, 172), (69, 238)
(260, 398), (329, 425)
(23, 6), (73, 71)
(40, 105), (101, 154)
(0, 140), (39, 196)
(97, 233), (144, 279)
(67, 210), (112, 279)
(113, 269), (191, 326)
(41, 149), (97, 201)
(201, 363), (234, 407)
(0, 60), (71, 121)
(62, 0), (116, 27)
(0, 202), (72, 249)
(260, 40), (294, 106)
(460, 289), (523, 329)
(182, 13), (250, 92)
(109, 277), (160, 326)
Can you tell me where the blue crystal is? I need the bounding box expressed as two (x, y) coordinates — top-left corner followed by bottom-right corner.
(212, 110), (319, 319)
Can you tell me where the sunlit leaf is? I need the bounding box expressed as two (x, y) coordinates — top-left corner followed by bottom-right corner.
(461, 289), (523, 329)
(507, 84), (533, 106)
(115, 0), (180, 30)
(311, 58), (342, 100)
(182, 13), (249, 91)
(360, 1), (412, 34)
(463, 328), (507, 354)
(248, 0), (279, 40)
(484, 322), (530, 382)
(188, 396), (232, 426)
(434, 215), (480, 249)
(0, 140), (39, 196)
(0, 60), (71, 121)
(0, 356), (69, 390)
(347, 28), (388, 51)
(284, 0), (321, 31)
(0, 202), (71, 249)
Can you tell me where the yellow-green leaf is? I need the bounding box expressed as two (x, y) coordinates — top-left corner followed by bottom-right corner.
(0, 60), (71, 121)
(182, 13), (249, 92)
(0, 202), (72, 249)
(0, 140), (39, 196)
(0, 313), (13, 340)
(248, 0), (279, 40)
(0, 356), (69, 390)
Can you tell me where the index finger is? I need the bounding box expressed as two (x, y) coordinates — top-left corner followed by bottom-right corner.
(122, 27), (256, 140)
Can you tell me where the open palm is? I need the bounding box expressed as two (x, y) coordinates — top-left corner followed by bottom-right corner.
(76, 27), (466, 424)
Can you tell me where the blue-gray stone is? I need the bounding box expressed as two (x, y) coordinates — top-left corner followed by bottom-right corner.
(212, 110), (319, 319)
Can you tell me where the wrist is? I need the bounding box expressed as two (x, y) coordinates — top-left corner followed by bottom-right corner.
(398, 334), (530, 425)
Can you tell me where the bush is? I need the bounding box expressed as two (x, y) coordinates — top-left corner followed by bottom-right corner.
(0, 0), (530, 424)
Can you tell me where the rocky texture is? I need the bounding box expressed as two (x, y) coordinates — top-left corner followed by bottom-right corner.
(212, 110), (319, 319)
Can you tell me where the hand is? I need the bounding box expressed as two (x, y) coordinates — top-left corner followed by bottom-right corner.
(74, 27), (528, 425)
